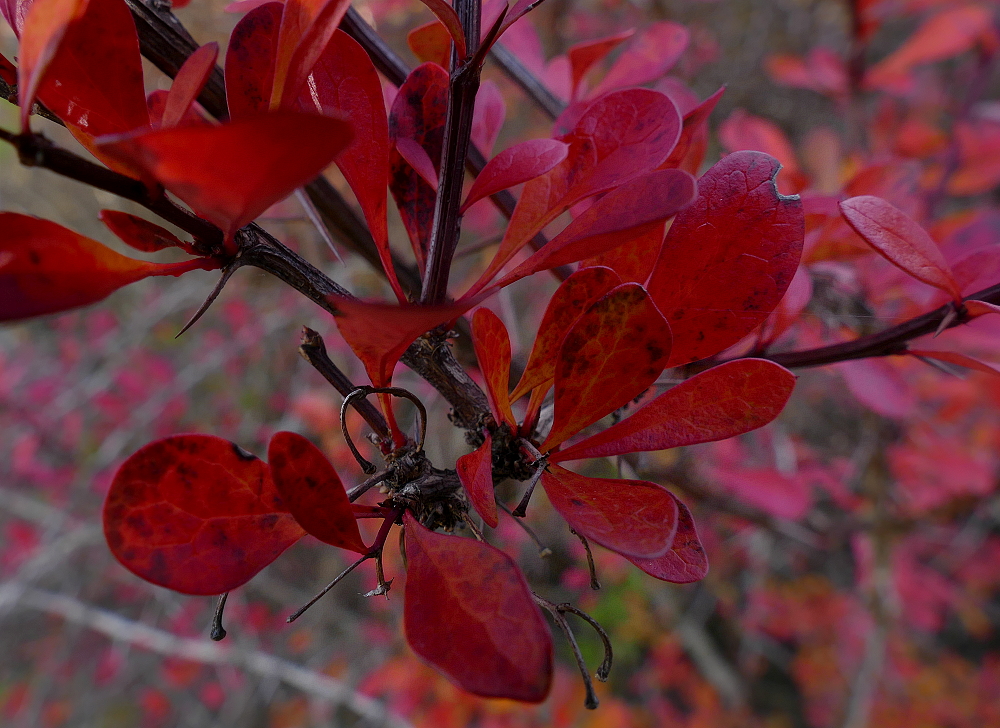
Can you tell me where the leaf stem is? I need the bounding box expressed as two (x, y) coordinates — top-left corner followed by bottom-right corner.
(209, 592), (229, 641)
(533, 593), (601, 709)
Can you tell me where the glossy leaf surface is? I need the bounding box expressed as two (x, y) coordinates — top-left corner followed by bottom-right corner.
(455, 433), (497, 528)
(471, 308), (516, 427)
(98, 210), (190, 253)
(103, 435), (305, 595)
(267, 431), (367, 553)
(552, 359), (796, 462)
(648, 151), (804, 366)
(161, 41), (218, 128)
(462, 139), (569, 212)
(0, 213), (210, 322)
(225, 1), (281, 117)
(626, 499), (708, 583)
(403, 513), (552, 702)
(840, 195), (962, 302)
(543, 283), (672, 450)
(98, 111), (352, 240)
(541, 466), (678, 558)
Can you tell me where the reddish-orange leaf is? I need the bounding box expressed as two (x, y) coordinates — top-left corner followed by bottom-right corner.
(542, 283), (672, 451)
(840, 195), (962, 302)
(964, 300), (1000, 318)
(97, 111), (353, 241)
(225, 2), (282, 118)
(16, 0), (89, 129)
(908, 350), (1000, 376)
(648, 151), (804, 366)
(581, 222), (665, 284)
(414, 0), (466, 60)
(456, 433), (497, 528)
(267, 431), (367, 553)
(567, 29), (634, 99)
(103, 434), (305, 595)
(462, 139), (568, 212)
(161, 42), (218, 128)
(403, 513), (552, 702)
(511, 266), (622, 401)
(719, 109), (807, 193)
(271, 0), (352, 107)
(552, 359), (796, 463)
(589, 21), (689, 98)
(0, 213), (213, 322)
(471, 308), (516, 427)
(541, 466), (678, 558)
(147, 89), (208, 129)
(98, 210), (191, 254)
(626, 499), (707, 583)
(407, 21), (452, 68)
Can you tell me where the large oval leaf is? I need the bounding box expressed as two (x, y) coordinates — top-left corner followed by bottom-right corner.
(103, 435), (305, 595)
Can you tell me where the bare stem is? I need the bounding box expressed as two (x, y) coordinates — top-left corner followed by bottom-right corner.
(287, 554), (371, 623)
(533, 593), (601, 709)
(209, 592), (229, 641)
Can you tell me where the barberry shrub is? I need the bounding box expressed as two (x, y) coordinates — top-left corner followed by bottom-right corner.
(3, 0), (1000, 716)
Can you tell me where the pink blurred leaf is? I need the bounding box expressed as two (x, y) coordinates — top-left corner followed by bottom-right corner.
(471, 79), (505, 156)
(589, 21), (689, 98)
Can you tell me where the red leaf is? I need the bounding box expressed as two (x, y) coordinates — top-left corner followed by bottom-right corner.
(456, 433), (497, 528)
(103, 434), (305, 595)
(840, 195), (962, 302)
(97, 111), (353, 241)
(542, 283), (672, 450)
(497, 169), (697, 286)
(267, 431), (367, 553)
(0, 213), (213, 322)
(396, 137), (439, 190)
(271, 0), (352, 107)
(407, 21), (452, 68)
(766, 47), (848, 98)
(0, 50), (16, 85)
(297, 30), (399, 298)
(719, 109), (807, 194)
(161, 42), (218, 128)
(660, 87), (723, 175)
(147, 89), (208, 129)
(389, 63), (449, 271)
(462, 139), (568, 212)
(403, 513), (552, 702)
(581, 222), (666, 284)
(471, 308), (515, 427)
(567, 29), (634, 99)
(908, 350), (1000, 376)
(98, 210), (191, 254)
(589, 21), (689, 98)
(16, 0), (89, 129)
(837, 358), (915, 419)
(964, 299), (1000, 318)
(648, 151), (804, 366)
(552, 359), (796, 463)
(28, 0), (149, 137)
(414, 0), (466, 60)
(626, 499), (708, 583)
(471, 80), (505, 156)
(541, 466), (678, 558)
(225, 2), (282, 118)
(511, 265), (622, 401)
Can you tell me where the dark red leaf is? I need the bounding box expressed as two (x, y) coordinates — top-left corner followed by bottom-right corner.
(414, 0), (466, 59)
(0, 213), (213, 322)
(589, 21), (689, 98)
(471, 308), (515, 427)
(541, 466), (678, 558)
(103, 434), (305, 595)
(97, 111), (353, 241)
(626, 499), (708, 583)
(271, 0), (352, 107)
(456, 433), (497, 528)
(511, 266), (622, 401)
(542, 283), (672, 450)
(225, 2), (282, 118)
(552, 359), (796, 463)
(647, 151), (804, 366)
(840, 195), (962, 302)
(267, 431), (367, 553)
(99, 210), (191, 253)
(403, 513), (552, 702)
(660, 86), (723, 175)
(161, 42), (218, 128)
(567, 29), (634, 99)
(407, 21), (452, 68)
(462, 139), (568, 212)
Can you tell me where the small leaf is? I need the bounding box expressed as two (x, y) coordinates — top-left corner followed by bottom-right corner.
(161, 42), (218, 128)
(471, 80), (505, 156)
(462, 139), (568, 212)
(551, 359), (796, 463)
(103, 435), (305, 595)
(648, 151), (805, 366)
(542, 283), (672, 450)
(98, 210), (191, 253)
(0, 50), (16, 85)
(964, 300), (1000, 318)
(0, 213), (213, 322)
(908, 349), (1000, 376)
(589, 21), (689, 98)
(541, 466), (678, 558)
(396, 137), (439, 190)
(456, 433), (497, 528)
(840, 195), (962, 302)
(407, 21), (452, 68)
(414, 0), (466, 60)
(403, 513), (552, 702)
(267, 431), (367, 553)
(626, 499), (708, 583)
(97, 111), (353, 241)
(271, 0), (352, 107)
(471, 308), (515, 427)
(567, 29), (634, 99)
(660, 87), (724, 175)
(225, 1), (282, 118)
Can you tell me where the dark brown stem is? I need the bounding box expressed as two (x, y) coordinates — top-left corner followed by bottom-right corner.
(571, 530), (601, 590)
(533, 593), (601, 710)
(286, 553), (372, 622)
(209, 592), (229, 641)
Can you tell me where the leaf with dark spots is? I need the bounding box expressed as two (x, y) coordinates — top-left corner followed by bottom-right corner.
(511, 266), (622, 401)
(551, 359), (796, 463)
(225, 2), (282, 118)
(647, 151), (804, 367)
(542, 283), (672, 451)
(267, 431), (367, 553)
(403, 513), (552, 702)
(98, 210), (192, 254)
(161, 42), (218, 128)
(625, 499), (708, 583)
(0, 213), (215, 322)
(456, 433), (497, 528)
(541, 465), (678, 558)
(471, 308), (516, 427)
(103, 434), (305, 595)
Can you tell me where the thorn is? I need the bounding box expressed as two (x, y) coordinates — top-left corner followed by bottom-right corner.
(934, 305), (958, 337)
(295, 188), (344, 265)
(176, 258), (241, 337)
(512, 462), (546, 517)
